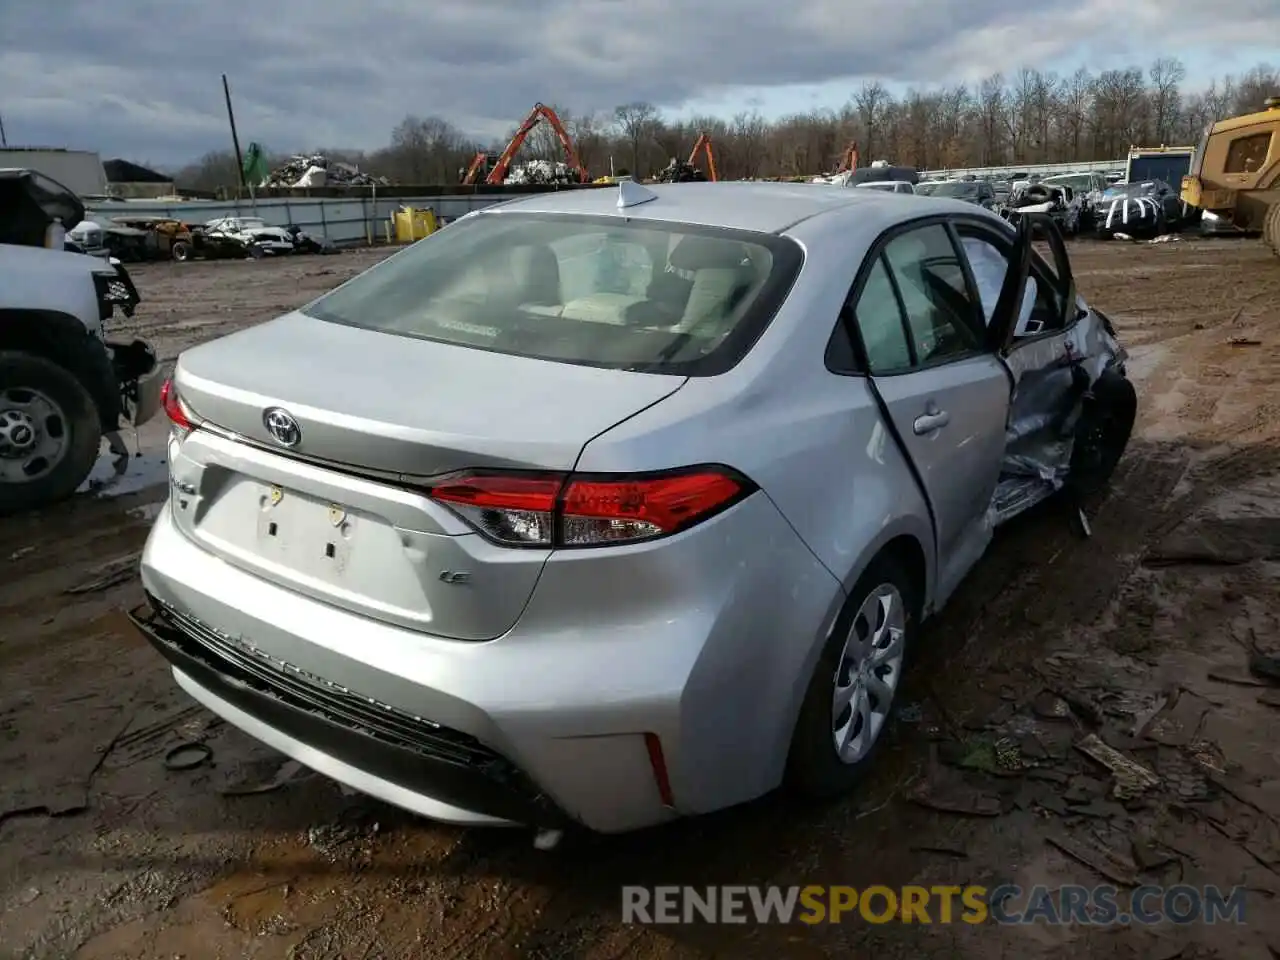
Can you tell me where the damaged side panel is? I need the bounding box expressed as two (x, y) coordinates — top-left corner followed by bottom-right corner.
(989, 304), (1128, 525)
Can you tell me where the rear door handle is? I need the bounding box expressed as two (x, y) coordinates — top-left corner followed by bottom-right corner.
(913, 410), (950, 434)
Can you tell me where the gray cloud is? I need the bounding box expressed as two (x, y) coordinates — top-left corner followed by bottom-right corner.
(1, 0), (1277, 165)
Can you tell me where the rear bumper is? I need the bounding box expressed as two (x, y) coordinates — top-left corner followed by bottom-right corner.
(130, 600), (567, 828)
(137, 496), (842, 833)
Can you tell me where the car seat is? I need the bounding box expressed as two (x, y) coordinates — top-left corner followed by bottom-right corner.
(667, 235), (757, 333)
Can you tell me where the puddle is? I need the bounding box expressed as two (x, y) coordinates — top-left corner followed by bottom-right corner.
(77, 448), (169, 498)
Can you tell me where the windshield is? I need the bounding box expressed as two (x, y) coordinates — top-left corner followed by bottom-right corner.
(926, 182), (981, 198)
(302, 212), (803, 375)
(857, 182), (898, 191)
(1044, 174), (1095, 192)
(1102, 182), (1158, 199)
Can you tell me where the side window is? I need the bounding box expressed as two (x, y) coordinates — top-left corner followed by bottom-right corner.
(957, 232), (1061, 339)
(881, 225), (981, 364)
(1224, 132), (1272, 174)
(852, 256), (912, 373)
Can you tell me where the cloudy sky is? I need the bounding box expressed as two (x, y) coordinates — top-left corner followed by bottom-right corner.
(1, 0), (1277, 167)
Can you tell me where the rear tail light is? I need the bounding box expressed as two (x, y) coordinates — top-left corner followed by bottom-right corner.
(161, 378), (196, 431)
(426, 466), (754, 548)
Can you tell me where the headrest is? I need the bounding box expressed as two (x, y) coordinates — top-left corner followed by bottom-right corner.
(669, 235), (748, 272)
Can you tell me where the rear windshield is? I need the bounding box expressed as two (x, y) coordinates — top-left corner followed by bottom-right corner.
(927, 182), (981, 198)
(302, 212), (803, 375)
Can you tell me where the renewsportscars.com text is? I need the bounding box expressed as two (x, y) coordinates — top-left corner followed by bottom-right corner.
(621, 884), (1247, 925)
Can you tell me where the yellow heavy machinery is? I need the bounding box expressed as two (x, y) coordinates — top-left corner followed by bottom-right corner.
(1181, 95), (1280, 255)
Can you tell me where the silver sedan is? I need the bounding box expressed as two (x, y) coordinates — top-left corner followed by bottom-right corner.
(131, 181), (1135, 843)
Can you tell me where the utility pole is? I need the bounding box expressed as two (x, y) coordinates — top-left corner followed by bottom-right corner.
(221, 74), (248, 200)
(0, 110), (8, 147)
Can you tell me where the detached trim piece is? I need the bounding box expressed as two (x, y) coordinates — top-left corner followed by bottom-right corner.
(128, 598), (570, 829)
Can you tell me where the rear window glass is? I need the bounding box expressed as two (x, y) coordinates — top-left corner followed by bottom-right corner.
(302, 212), (803, 375)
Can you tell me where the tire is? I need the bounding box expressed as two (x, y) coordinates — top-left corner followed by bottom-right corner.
(0, 351), (103, 516)
(1065, 370), (1137, 500)
(786, 554), (919, 799)
(171, 239), (192, 262)
(1264, 203), (1280, 257)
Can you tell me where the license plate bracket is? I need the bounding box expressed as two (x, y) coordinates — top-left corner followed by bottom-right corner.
(256, 486), (355, 578)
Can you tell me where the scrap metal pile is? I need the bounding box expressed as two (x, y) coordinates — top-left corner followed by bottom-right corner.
(260, 154), (389, 188)
(656, 158), (708, 183)
(505, 160), (577, 185)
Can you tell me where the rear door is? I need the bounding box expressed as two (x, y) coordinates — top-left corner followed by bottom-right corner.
(849, 222), (1011, 585)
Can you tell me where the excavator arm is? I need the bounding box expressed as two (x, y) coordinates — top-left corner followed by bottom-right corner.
(461, 152), (488, 185)
(485, 103), (589, 185)
(688, 133), (718, 181)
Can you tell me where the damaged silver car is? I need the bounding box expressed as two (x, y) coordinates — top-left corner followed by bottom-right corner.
(132, 184), (1135, 841)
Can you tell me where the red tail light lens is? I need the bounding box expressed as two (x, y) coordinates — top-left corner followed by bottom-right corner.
(426, 466), (754, 548)
(161, 378), (192, 429)
(428, 473), (560, 545)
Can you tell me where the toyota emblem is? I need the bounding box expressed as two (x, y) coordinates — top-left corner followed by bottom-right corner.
(263, 407), (301, 447)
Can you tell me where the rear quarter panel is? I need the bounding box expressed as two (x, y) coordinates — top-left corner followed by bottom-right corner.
(573, 218), (936, 798)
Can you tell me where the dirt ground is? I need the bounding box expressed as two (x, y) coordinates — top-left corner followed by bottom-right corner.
(3, 240), (1280, 960)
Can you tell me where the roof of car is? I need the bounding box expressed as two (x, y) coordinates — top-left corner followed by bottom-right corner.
(490, 181), (971, 235)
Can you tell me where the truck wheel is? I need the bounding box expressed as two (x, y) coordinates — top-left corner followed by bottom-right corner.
(0, 351), (103, 515)
(171, 240), (192, 262)
(1065, 370), (1137, 500)
(786, 554), (918, 799)
(1264, 203), (1280, 257)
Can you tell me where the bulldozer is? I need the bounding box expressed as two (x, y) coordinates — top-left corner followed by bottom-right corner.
(1180, 95), (1280, 255)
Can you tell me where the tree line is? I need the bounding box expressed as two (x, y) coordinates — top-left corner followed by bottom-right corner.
(174, 59), (1278, 189)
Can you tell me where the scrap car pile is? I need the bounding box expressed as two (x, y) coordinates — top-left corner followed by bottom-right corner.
(504, 160), (578, 185)
(260, 154), (389, 188)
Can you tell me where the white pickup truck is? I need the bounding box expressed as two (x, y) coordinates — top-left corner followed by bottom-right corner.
(0, 169), (164, 514)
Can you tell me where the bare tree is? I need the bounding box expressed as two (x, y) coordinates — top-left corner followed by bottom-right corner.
(1149, 57), (1187, 144)
(977, 73), (1006, 165)
(853, 80), (890, 161)
(613, 101), (660, 176)
(1234, 63), (1280, 114)
(1059, 68), (1093, 158)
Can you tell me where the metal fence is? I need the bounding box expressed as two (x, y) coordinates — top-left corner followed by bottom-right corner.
(919, 159), (1126, 180)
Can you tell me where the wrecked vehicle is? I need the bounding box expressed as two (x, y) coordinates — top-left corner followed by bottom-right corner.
(110, 215), (198, 262)
(132, 181), (1135, 843)
(1041, 173), (1109, 230)
(1004, 182), (1084, 234)
(0, 168), (163, 513)
(1096, 180), (1187, 238)
(204, 216), (296, 257)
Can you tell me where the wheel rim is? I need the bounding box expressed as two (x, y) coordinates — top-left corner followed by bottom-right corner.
(831, 583), (906, 764)
(0, 386), (71, 484)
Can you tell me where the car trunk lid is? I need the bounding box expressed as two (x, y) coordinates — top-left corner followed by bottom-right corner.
(167, 312), (685, 639)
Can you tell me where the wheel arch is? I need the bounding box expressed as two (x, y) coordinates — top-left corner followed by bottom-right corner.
(778, 526), (931, 776)
(0, 309), (120, 431)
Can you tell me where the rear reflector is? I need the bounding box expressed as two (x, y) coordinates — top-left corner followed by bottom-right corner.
(644, 732), (676, 809)
(426, 466), (754, 548)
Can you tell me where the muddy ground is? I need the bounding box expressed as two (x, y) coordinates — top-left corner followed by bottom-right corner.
(3, 240), (1280, 960)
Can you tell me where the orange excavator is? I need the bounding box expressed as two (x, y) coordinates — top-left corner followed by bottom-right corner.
(689, 132), (718, 181)
(462, 103), (590, 185)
